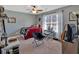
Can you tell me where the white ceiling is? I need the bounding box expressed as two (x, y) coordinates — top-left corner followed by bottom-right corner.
(3, 5), (67, 14)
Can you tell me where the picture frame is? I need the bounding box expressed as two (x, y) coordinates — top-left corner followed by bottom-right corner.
(8, 17), (16, 23)
(69, 12), (77, 21)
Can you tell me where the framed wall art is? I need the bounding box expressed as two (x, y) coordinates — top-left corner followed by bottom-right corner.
(69, 12), (77, 21)
(8, 17), (16, 23)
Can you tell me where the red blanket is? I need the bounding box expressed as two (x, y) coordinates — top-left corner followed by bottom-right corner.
(24, 26), (42, 39)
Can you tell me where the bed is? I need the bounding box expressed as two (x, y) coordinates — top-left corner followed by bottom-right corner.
(24, 25), (42, 39)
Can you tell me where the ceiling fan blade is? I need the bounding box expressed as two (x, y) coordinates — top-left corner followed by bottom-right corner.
(26, 5), (43, 14)
(37, 9), (43, 11)
(31, 5), (36, 8)
(35, 11), (39, 13)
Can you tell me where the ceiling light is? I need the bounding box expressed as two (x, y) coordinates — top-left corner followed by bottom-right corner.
(32, 10), (37, 14)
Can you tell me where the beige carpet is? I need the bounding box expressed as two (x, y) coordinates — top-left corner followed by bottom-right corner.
(18, 37), (62, 54)
(62, 39), (78, 54)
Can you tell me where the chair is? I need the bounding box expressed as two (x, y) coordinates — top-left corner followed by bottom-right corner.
(32, 32), (45, 47)
(43, 30), (54, 40)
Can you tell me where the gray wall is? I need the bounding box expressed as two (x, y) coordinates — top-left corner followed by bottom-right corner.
(63, 5), (79, 31)
(4, 10), (37, 35)
(3, 5), (79, 36)
(37, 5), (79, 29)
(36, 5), (79, 39)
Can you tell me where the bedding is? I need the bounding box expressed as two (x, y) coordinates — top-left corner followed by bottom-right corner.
(24, 25), (42, 39)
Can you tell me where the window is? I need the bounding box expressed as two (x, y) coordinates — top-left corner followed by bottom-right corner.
(42, 13), (58, 33)
(42, 12), (63, 39)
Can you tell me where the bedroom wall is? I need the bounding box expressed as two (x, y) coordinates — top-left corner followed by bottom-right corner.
(63, 5), (79, 31)
(36, 5), (79, 39)
(37, 5), (79, 29)
(4, 10), (37, 35)
(4, 5), (79, 36)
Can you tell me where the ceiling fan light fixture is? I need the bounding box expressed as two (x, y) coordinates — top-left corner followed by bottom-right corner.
(32, 10), (37, 14)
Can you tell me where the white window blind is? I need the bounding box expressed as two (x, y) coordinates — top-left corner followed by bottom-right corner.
(42, 13), (58, 33)
(42, 12), (63, 39)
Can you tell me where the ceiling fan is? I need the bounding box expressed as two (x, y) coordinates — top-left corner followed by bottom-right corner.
(27, 5), (43, 14)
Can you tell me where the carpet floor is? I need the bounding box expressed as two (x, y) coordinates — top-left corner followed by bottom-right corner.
(19, 37), (62, 54)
